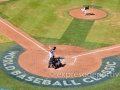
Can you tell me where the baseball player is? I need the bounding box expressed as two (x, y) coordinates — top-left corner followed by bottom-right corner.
(80, 6), (89, 16)
(55, 57), (62, 68)
(48, 56), (55, 68)
(48, 46), (56, 68)
(49, 46), (56, 58)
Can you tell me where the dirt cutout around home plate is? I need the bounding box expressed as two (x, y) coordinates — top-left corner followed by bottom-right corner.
(69, 8), (107, 20)
(18, 45), (102, 78)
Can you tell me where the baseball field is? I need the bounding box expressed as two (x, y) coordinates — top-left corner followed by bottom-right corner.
(0, 0), (120, 90)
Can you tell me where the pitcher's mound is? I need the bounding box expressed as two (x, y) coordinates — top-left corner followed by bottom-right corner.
(69, 8), (107, 20)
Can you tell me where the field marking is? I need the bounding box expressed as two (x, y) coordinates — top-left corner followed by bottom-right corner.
(71, 45), (120, 65)
(0, 19), (49, 53)
(74, 45), (120, 58)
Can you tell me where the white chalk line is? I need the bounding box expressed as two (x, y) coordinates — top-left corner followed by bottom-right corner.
(71, 45), (120, 65)
(0, 19), (49, 53)
(73, 45), (120, 58)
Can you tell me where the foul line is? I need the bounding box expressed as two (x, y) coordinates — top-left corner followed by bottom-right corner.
(72, 45), (120, 64)
(73, 45), (120, 58)
(0, 19), (49, 53)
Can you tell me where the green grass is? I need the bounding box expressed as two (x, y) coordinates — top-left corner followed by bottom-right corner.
(0, 0), (120, 90)
(34, 18), (112, 49)
(0, 42), (16, 55)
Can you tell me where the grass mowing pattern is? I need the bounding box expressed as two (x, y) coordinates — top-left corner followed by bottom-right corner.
(59, 18), (94, 45)
(34, 18), (111, 49)
(34, 36), (112, 50)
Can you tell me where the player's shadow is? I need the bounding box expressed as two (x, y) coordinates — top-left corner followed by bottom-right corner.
(57, 64), (66, 69)
(86, 13), (95, 16)
(61, 64), (66, 67)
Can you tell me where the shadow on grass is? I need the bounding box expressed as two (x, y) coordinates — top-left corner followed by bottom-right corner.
(32, 18), (112, 50)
